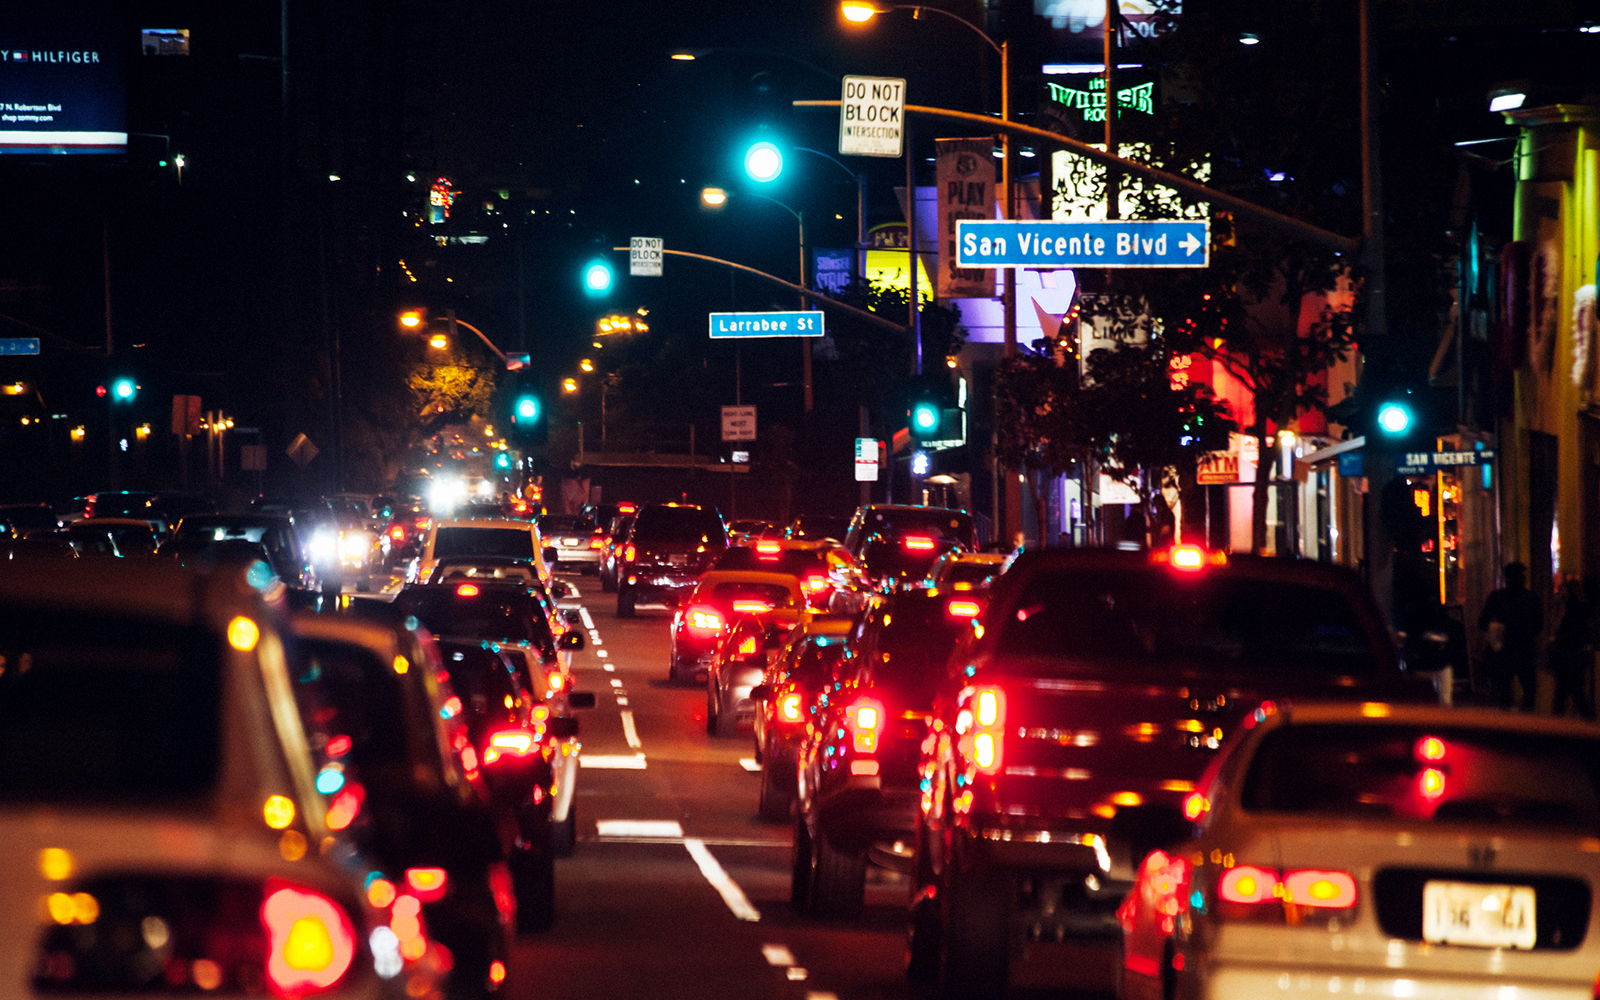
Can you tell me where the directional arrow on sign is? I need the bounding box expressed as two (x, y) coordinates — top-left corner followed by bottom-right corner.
(1180, 231), (1204, 257)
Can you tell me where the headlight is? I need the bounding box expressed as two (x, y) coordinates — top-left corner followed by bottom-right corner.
(309, 530), (337, 561)
(340, 532), (368, 560)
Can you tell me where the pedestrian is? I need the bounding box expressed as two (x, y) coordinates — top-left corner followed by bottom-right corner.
(1478, 562), (1542, 710)
(1549, 576), (1597, 719)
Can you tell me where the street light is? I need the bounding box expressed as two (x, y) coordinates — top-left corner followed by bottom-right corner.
(428, 333), (449, 350)
(701, 187), (728, 207)
(399, 310), (423, 329)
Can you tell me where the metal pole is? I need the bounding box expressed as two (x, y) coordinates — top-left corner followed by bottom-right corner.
(799, 209), (813, 413)
(857, 171), (867, 291)
(1360, 0), (1387, 340)
(1104, 0), (1118, 222)
(999, 39), (1021, 548)
(907, 117), (921, 375)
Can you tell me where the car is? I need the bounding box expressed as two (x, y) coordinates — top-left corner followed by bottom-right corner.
(381, 502), (432, 566)
(287, 612), (514, 999)
(728, 519), (775, 545)
(788, 513), (851, 543)
(750, 614), (857, 821)
(163, 513), (318, 590)
(412, 517), (554, 588)
(705, 609), (802, 738)
(0, 501), (62, 537)
(667, 570), (802, 684)
(0, 555), (404, 1000)
(924, 550), (1008, 592)
(843, 504), (976, 556)
(615, 503), (727, 617)
(906, 545), (1444, 996)
(72, 490), (161, 523)
(1119, 702), (1600, 1000)
(712, 538), (862, 611)
(537, 513), (603, 573)
(60, 516), (161, 557)
(597, 512), (634, 593)
(253, 497), (343, 595)
(792, 590), (974, 919)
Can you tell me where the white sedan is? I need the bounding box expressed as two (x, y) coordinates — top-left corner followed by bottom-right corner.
(1120, 702), (1600, 1000)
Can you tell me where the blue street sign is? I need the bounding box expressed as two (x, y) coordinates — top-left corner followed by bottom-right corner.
(955, 219), (1209, 269)
(0, 338), (40, 355)
(708, 311), (825, 339)
(1395, 449), (1496, 476)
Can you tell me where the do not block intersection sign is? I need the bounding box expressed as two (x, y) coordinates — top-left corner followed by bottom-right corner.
(956, 219), (1209, 269)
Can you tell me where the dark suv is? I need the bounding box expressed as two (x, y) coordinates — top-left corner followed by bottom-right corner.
(906, 546), (1440, 996)
(616, 503), (727, 616)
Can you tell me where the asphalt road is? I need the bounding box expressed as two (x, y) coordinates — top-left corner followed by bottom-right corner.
(506, 577), (1118, 1000)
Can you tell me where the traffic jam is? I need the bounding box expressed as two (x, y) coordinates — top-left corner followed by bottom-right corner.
(5, 493), (1600, 1000)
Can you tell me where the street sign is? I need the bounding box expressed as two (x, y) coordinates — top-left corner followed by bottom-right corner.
(285, 433), (319, 467)
(1196, 450), (1240, 485)
(505, 353), (530, 371)
(721, 405), (756, 442)
(839, 75), (905, 158)
(708, 311), (824, 339)
(955, 219), (1209, 269)
(854, 437), (880, 482)
(1395, 449), (1495, 476)
(240, 444), (268, 471)
(630, 237), (663, 277)
(0, 338), (40, 355)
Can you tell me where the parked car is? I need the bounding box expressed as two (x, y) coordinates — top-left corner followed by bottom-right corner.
(1120, 702), (1600, 1000)
(667, 570), (802, 684)
(906, 545), (1442, 996)
(0, 556), (405, 999)
(616, 503), (727, 617)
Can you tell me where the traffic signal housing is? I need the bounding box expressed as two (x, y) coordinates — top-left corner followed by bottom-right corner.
(906, 378), (964, 448)
(511, 392), (547, 445)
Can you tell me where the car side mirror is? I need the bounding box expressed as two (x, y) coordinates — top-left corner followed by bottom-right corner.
(547, 716), (580, 739)
(567, 691), (597, 709)
(563, 608), (583, 625)
(551, 580), (577, 599)
(749, 684), (772, 703)
(543, 545), (559, 565)
(559, 631), (585, 651)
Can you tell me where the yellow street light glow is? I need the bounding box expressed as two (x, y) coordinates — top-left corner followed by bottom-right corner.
(399, 311), (422, 328)
(39, 848), (72, 881)
(592, 341), (603, 349)
(580, 359), (594, 372)
(227, 616), (260, 652)
(429, 334), (449, 349)
(701, 186), (728, 207)
(841, 2), (880, 22)
(670, 52), (696, 61)
(562, 378), (579, 393)
(263, 795), (296, 830)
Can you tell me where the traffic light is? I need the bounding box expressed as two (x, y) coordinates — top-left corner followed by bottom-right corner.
(494, 450), (513, 471)
(582, 260), (614, 297)
(1376, 400), (1414, 437)
(743, 141), (783, 183)
(511, 392), (546, 445)
(910, 401), (940, 438)
(101, 378), (138, 402)
(906, 373), (965, 447)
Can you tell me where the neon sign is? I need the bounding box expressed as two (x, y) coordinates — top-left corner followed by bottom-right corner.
(1046, 77), (1154, 122)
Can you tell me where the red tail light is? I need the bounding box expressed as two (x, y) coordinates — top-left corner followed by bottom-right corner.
(1171, 544), (1205, 570)
(1416, 736), (1446, 761)
(903, 535), (937, 551)
(779, 692), (803, 722)
(414, 517), (431, 530)
(618, 502), (637, 514)
(1183, 791), (1209, 820)
(623, 543), (636, 563)
(1217, 865), (1278, 904)
(261, 884), (357, 996)
(1420, 767), (1447, 800)
(847, 697), (884, 754)
(325, 784), (365, 831)
(731, 599), (772, 614)
(737, 635), (758, 655)
(800, 575), (828, 594)
(590, 536), (603, 548)
(404, 868), (448, 902)
(958, 686), (1006, 774)
(1155, 544), (1226, 570)
(489, 730), (535, 755)
(388, 525), (406, 541)
(455, 582), (480, 597)
(755, 540), (782, 558)
(686, 606), (723, 632)
(546, 669), (565, 693)
(1282, 870), (1357, 908)
(948, 599), (981, 618)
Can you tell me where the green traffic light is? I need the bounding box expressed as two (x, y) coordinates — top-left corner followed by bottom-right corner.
(112, 379), (136, 401)
(744, 141), (783, 183)
(582, 260), (613, 296)
(494, 451), (513, 470)
(1377, 402), (1412, 436)
(911, 403), (940, 434)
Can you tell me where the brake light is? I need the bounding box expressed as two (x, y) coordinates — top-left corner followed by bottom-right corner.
(590, 537), (604, 548)
(546, 669), (565, 693)
(1420, 767), (1446, 800)
(261, 884), (357, 996)
(1416, 736), (1446, 761)
(1171, 545), (1205, 570)
(415, 517), (431, 530)
(847, 698), (884, 754)
(388, 525), (406, 541)
(801, 575), (828, 593)
(731, 599), (772, 614)
(948, 599), (981, 618)
(1182, 792), (1209, 820)
(738, 635), (758, 655)
(1155, 544), (1226, 570)
(624, 544), (636, 563)
(686, 606), (723, 632)
(1218, 865), (1279, 904)
(404, 868), (448, 902)
(490, 730), (535, 755)
(963, 686), (1006, 774)
(366, 877), (397, 909)
(903, 535), (937, 550)
(1282, 870), (1357, 908)
(779, 692), (803, 722)
(455, 582), (479, 597)
(755, 540), (782, 558)
(619, 502), (637, 514)
(325, 784), (365, 831)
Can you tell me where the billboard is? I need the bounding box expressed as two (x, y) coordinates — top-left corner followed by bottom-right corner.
(1, 6), (125, 154)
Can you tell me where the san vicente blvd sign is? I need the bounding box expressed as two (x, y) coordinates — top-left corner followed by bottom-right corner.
(956, 219), (1209, 269)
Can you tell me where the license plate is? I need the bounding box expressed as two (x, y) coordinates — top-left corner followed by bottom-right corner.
(668, 554), (688, 565)
(562, 538), (580, 546)
(1422, 881), (1536, 950)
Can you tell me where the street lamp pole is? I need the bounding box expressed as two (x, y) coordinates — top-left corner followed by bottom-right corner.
(725, 189), (814, 413)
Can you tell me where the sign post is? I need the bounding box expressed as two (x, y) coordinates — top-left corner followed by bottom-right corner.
(721, 406), (756, 442)
(956, 219), (1209, 269)
(855, 438), (880, 482)
(629, 237), (663, 277)
(839, 75), (905, 158)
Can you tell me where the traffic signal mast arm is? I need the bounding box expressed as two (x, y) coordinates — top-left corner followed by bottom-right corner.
(793, 101), (1359, 257)
(608, 246), (906, 335)
(449, 315), (507, 366)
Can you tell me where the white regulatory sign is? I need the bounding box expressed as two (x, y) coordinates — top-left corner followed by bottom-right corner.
(839, 75), (905, 158)
(630, 237), (663, 277)
(721, 405), (756, 442)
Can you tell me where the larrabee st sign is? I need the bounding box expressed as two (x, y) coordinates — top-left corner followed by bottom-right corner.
(956, 219), (1210, 269)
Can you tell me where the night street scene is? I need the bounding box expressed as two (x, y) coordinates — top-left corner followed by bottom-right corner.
(3, 1), (1600, 999)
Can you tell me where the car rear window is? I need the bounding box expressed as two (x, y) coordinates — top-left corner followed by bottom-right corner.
(0, 609), (221, 803)
(712, 547), (827, 575)
(860, 537), (949, 582)
(791, 638), (847, 684)
(291, 640), (411, 770)
(401, 589), (555, 655)
(944, 561), (1001, 588)
(1241, 723), (1600, 829)
(857, 509), (974, 547)
(859, 598), (968, 705)
(434, 526), (535, 561)
(438, 645), (520, 727)
(994, 569), (1376, 673)
(707, 581), (795, 608)
(540, 515), (596, 534)
(632, 507), (726, 546)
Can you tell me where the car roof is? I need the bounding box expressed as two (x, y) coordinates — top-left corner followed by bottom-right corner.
(1270, 701), (1600, 739)
(433, 518), (536, 529)
(0, 554), (249, 624)
(696, 570), (804, 591)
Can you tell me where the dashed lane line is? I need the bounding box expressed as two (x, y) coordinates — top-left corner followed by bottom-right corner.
(684, 838), (761, 922)
(620, 710), (642, 749)
(738, 758), (761, 772)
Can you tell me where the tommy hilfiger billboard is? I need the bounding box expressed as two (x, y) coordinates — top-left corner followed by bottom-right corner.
(0, 6), (125, 154)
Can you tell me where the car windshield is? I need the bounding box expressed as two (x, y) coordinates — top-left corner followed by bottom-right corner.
(434, 526), (535, 560)
(401, 588), (555, 655)
(438, 644), (520, 736)
(993, 569), (1376, 673)
(0, 608), (220, 803)
(633, 507), (725, 546)
(856, 509), (973, 547)
(540, 515), (595, 534)
(1241, 723), (1600, 829)
(291, 640), (413, 772)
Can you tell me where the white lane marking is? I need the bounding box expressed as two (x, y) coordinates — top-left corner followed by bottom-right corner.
(579, 607), (596, 630)
(609, 678), (623, 688)
(786, 968), (809, 981)
(599, 836), (786, 847)
(597, 650), (609, 658)
(806, 993), (837, 1000)
(685, 838), (761, 922)
(596, 819), (682, 838)
(762, 945), (795, 967)
(620, 710), (642, 749)
(581, 754), (648, 769)
(738, 758), (761, 772)
(603, 663), (615, 672)
(616, 696), (629, 706)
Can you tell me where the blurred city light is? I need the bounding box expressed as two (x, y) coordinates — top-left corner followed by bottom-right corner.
(701, 186), (728, 207)
(841, 2), (879, 23)
(583, 260), (614, 295)
(743, 141), (783, 183)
